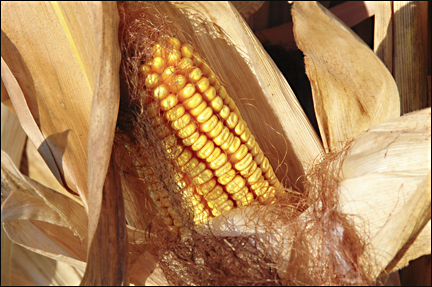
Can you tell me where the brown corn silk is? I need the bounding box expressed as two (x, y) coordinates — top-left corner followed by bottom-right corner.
(116, 2), (372, 285)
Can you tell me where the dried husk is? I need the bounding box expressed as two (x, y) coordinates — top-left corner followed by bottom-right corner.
(339, 108), (431, 274)
(292, 1), (400, 153)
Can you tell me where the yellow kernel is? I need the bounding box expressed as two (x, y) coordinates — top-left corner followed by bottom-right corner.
(153, 84), (170, 100)
(139, 64), (151, 75)
(190, 101), (207, 117)
(254, 151), (265, 165)
(226, 175), (246, 194)
(245, 135), (256, 150)
(237, 192), (254, 206)
(214, 161), (232, 177)
(188, 67), (203, 83)
(177, 123), (197, 139)
(151, 57), (167, 74)
(178, 83), (196, 101)
(145, 73), (160, 89)
(218, 86), (228, 100)
(207, 121), (223, 138)
(214, 80), (221, 92)
(176, 179), (187, 190)
(191, 134), (208, 151)
(193, 169), (213, 186)
(152, 43), (166, 58)
(173, 219), (183, 227)
(218, 105), (231, 121)
(208, 71), (217, 85)
(164, 216), (173, 226)
(177, 57), (194, 75)
(167, 37), (181, 50)
(235, 153), (253, 172)
(218, 169), (236, 185)
(181, 43), (194, 58)
(260, 157), (270, 173)
(167, 145), (183, 159)
(165, 105), (185, 121)
(234, 119), (246, 136)
(200, 63), (211, 77)
(209, 96), (224, 113)
(240, 159), (258, 177)
(161, 66), (176, 84)
(197, 140), (215, 159)
(254, 182), (269, 197)
(226, 137), (241, 155)
(208, 193), (229, 209)
(196, 77), (210, 93)
(167, 49), (182, 66)
(231, 186), (249, 201)
(209, 152), (227, 170)
(207, 147), (221, 163)
(161, 198), (172, 208)
(265, 167), (275, 179)
(202, 86), (216, 102)
(169, 225), (180, 233)
(250, 144), (260, 157)
(250, 175), (265, 190)
(200, 115), (218, 132)
(183, 93), (203, 110)
(190, 162), (206, 178)
(163, 134), (177, 149)
(240, 129), (251, 143)
(183, 157), (199, 175)
(213, 127), (230, 146)
(196, 106), (213, 123)
(247, 166), (262, 185)
(211, 200), (234, 217)
(176, 148), (192, 167)
(198, 179), (217, 195)
(205, 185), (223, 201)
(193, 52), (204, 66)
(220, 132), (234, 151)
(171, 113), (191, 131)
(226, 112), (239, 129)
(160, 94), (178, 111)
(230, 144), (248, 164)
(170, 74), (187, 93)
(182, 130), (200, 146)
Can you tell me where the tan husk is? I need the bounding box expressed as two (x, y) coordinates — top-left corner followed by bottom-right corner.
(339, 108), (432, 273)
(292, 1), (400, 153)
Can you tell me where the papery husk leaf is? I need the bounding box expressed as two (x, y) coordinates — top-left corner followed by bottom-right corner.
(1, 78), (15, 113)
(1, 103), (26, 167)
(1, 1), (104, 208)
(26, 138), (81, 205)
(1, 101), (27, 286)
(11, 244), (83, 286)
(292, 1), (400, 153)
(339, 108), (431, 273)
(160, 1), (323, 188)
(79, 2), (126, 286)
(1, 151), (87, 270)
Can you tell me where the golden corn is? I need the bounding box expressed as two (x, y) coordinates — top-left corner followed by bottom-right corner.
(131, 36), (283, 232)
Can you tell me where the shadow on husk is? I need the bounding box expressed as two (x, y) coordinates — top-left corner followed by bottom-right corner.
(114, 2), (374, 285)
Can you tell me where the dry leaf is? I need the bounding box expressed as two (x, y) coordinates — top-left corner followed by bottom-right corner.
(339, 108), (431, 275)
(292, 1), (400, 153)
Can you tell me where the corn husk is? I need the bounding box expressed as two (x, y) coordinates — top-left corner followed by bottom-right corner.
(292, 1), (400, 153)
(1, 1), (430, 285)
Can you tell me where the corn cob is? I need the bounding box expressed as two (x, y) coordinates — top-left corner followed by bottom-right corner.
(130, 36), (284, 233)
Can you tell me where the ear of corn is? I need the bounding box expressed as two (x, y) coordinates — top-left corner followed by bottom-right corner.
(128, 36), (284, 233)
